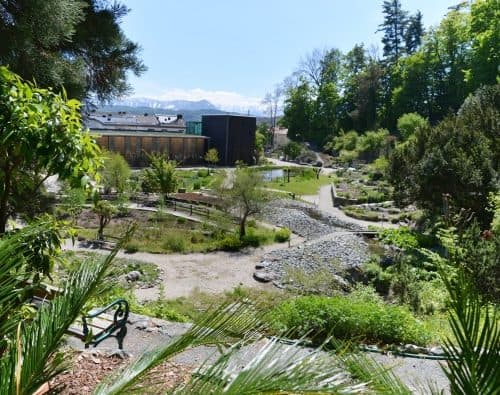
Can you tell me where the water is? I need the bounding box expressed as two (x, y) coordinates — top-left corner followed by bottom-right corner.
(261, 169), (284, 181)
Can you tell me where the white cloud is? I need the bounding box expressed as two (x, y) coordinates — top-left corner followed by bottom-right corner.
(131, 88), (266, 114)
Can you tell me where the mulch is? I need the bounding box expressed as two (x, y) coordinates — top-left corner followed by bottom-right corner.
(47, 350), (192, 394)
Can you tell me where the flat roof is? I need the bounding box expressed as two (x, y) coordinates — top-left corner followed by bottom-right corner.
(92, 130), (209, 139)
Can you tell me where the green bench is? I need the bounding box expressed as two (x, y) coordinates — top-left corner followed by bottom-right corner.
(30, 291), (129, 350)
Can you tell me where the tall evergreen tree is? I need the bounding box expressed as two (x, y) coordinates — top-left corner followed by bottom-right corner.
(405, 11), (424, 54)
(377, 0), (408, 63)
(0, 0), (146, 101)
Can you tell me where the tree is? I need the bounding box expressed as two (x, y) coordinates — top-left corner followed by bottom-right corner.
(93, 199), (117, 240)
(254, 131), (266, 164)
(0, 0), (146, 102)
(283, 141), (302, 161)
(388, 85), (499, 225)
(143, 154), (178, 198)
(467, 0), (499, 90)
(281, 80), (313, 142)
(217, 168), (268, 239)
(101, 152), (131, 194)
(405, 11), (424, 54)
(204, 148), (219, 173)
(377, 0), (408, 63)
(396, 112), (428, 140)
(0, 67), (101, 234)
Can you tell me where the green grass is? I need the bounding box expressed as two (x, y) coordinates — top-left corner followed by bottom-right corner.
(77, 211), (285, 254)
(176, 168), (217, 191)
(265, 174), (333, 195)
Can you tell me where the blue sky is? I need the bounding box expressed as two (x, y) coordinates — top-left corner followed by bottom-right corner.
(121, 0), (459, 111)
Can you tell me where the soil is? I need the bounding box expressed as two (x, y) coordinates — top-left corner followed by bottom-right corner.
(48, 350), (191, 394)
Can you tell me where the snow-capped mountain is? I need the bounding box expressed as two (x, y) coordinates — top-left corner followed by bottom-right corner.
(113, 98), (218, 111)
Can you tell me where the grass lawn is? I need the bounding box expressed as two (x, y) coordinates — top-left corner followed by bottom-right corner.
(177, 168), (217, 191)
(265, 174), (333, 195)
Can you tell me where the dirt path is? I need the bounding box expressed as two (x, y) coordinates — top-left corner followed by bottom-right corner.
(302, 184), (398, 229)
(63, 234), (304, 301)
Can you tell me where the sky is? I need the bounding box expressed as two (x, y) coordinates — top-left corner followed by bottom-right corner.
(120, 0), (460, 112)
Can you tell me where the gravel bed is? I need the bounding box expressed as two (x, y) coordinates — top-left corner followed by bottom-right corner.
(261, 199), (361, 239)
(255, 233), (369, 288)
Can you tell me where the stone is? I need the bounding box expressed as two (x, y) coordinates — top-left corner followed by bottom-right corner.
(253, 271), (277, 283)
(255, 261), (270, 270)
(125, 270), (141, 282)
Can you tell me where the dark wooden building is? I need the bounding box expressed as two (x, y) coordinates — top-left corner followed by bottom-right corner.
(201, 115), (256, 166)
(95, 131), (208, 167)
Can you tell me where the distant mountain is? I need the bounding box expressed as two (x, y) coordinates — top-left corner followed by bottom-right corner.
(98, 104), (238, 122)
(112, 98), (218, 111)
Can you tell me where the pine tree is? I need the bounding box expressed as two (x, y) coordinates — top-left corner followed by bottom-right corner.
(377, 0), (408, 63)
(0, 0), (146, 101)
(405, 11), (424, 54)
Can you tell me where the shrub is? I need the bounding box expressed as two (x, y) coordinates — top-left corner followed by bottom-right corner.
(274, 227), (291, 242)
(219, 234), (243, 251)
(162, 234), (187, 252)
(197, 169), (209, 177)
(124, 243), (139, 254)
(242, 232), (262, 247)
(267, 295), (431, 346)
(193, 181), (201, 190)
(177, 217), (187, 224)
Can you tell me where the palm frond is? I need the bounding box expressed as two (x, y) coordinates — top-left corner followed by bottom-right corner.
(93, 301), (265, 395)
(0, 225), (134, 395)
(175, 337), (367, 395)
(440, 268), (500, 395)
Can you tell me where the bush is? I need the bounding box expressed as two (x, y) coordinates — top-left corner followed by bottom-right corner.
(197, 169), (209, 177)
(267, 295), (431, 346)
(218, 234), (243, 251)
(193, 181), (201, 190)
(124, 243), (139, 254)
(162, 234), (187, 252)
(274, 227), (291, 242)
(242, 232), (262, 247)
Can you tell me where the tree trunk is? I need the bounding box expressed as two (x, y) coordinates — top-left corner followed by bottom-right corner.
(239, 213), (248, 239)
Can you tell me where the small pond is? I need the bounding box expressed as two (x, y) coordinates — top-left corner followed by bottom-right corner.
(261, 169), (284, 181)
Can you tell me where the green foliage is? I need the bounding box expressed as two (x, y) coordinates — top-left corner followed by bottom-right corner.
(60, 186), (87, 224)
(162, 233), (187, 253)
(397, 112), (428, 140)
(218, 234), (243, 251)
(0, 66), (101, 233)
(267, 294), (431, 345)
(100, 152), (131, 194)
(389, 85), (499, 226)
(92, 200), (117, 240)
(143, 154), (178, 197)
(0, 0), (146, 101)
(274, 227), (291, 242)
(216, 168), (268, 239)
(378, 226), (433, 250)
(204, 148), (219, 171)
(356, 129), (390, 161)
(283, 141), (302, 160)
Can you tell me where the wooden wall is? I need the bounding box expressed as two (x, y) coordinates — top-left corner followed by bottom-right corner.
(96, 135), (206, 167)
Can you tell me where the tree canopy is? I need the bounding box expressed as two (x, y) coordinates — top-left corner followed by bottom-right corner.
(0, 0), (146, 102)
(0, 66), (101, 233)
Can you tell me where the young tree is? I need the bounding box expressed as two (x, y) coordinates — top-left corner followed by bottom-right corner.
(93, 200), (117, 240)
(217, 168), (268, 239)
(143, 154), (178, 198)
(101, 152), (131, 194)
(283, 141), (302, 161)
(0, 67), (101, 234)
(0, 0), (146, 101)
(204, 148), (219, 174)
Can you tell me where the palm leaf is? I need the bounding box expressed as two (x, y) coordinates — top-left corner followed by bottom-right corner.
(174, 337), (367, 394)
(93, 301), (265, 395)
(440, 268), (500, 395)
(0, 224), (134, 395)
